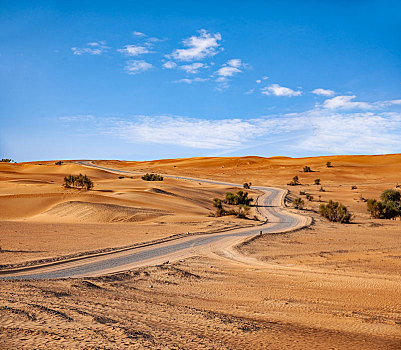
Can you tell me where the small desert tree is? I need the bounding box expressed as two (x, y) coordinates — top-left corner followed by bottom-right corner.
(243, 182), (251, 189)
(63, 174), (93, 190)
(288, 175), (300, 186)
(292, 197), (305, 209)
(314, 178), (320, 185)
(326, 161), (332, 167)
(319, 200), (352, 223)
(303, 166), (312, 172)
(367, 189), (401, 219)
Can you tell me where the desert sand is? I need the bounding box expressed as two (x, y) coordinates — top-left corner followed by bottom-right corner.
(1, 155), (401, 349)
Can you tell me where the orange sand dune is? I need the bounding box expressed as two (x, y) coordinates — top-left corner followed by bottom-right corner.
(1, 154), (401, 349)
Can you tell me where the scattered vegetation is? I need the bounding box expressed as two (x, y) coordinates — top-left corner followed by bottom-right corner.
(213, 190), (253, 218)
(225, 190), (253, 206)
(366, 189), (401, 219)
(306, 194), (314, 201)
(1, 159), (13, 163)
(63, 174), (94, 190)
(142, 173), (164, 181)
(319, 186), (325, 192)
(319, 200), (352, 223)
(243, 182), (252, 189)
(292, 197), (305, 209)
(303, 166), (312, 172)
(288, 175), (300, 186)
(55, 161), (63, 165)
(314, 178), (320, 185)
(351, 185), (357, 190)
(326, 161), (333, 167)
(118, 176), (125, 179)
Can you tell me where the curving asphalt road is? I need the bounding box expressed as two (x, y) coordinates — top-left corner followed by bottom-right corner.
(0, 162), (306, 280)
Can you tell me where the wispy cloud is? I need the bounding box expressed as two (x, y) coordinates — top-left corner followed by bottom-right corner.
(106, 108), (401, 155)
(168, 29), (222, 61)
(117, 45), (151, 56)
(321, 95), (372, 110)
(71, 41), (109, 55)
(216, 59), (246, 77)
(311, 88), (335, 97)
(180, 62), (207, 74)
(261, 84), (302, 97)
(124, 60), (153, 75)
(133, 31), (146, 37)
(174, 77), (208, 84)
(162, 61), (177, 69)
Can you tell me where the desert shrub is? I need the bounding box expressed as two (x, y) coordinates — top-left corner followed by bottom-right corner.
(1, 159), (13, 163)
(380, 189), (401, 203)
(367, 189), (401, 219)
(351, 185), (357, 190)
(118, 176), (124, 179)
(303, 166), (312, 172)
(225, 190), (253, 205)
(288, 175), (300, 186)
(243, 182), (251, 189)
(326, 161), (332, 167)
(292, 197), (304, 209)
(63, 174), (93, 190)
(319, 186), (325, 192)
(237, 205), (250, 218)
(319, 200), (352, 223)
(299, 190), (306, 195)
(55, 161), (63, 165)
(306, 194), (313, 201)
(142, 173), (163, 181)
(314, 178), (320, 185)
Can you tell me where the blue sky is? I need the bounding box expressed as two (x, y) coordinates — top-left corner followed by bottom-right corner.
(1, 0), (400, 161)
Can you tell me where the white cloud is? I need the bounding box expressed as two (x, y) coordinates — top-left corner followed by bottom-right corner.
(71, 41), (109, 55)
(216, 59), (246, 77)
(174, 77), (208, 84)
(168, 29), (222, 61)
(311, 88), (335, 97)
(322, 95), (372, 110)
(216, 66), (241, 77)
(261, 84), (302, 97)
(227, 59), (242, 68)
(256, 80), (261, 84)
(245, 88), (255, 95)
(163, 61), (177, 69)
(59, 115), (95, 122)
(117, 45), (151, 56)
(180, 62), (207, 74)
(262, 76), (269, 80)
(133, 31), (146, 37)
(108, 109), (401, 155)
(124, 60), (153, 75)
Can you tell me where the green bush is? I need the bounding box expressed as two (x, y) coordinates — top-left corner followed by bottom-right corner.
(367, 189), (401, 219)
(326, 161), (332, 167)
(288, 175), (300, 186)
(303, 166), (312, 172)
(63, 174), (94, 190)
(243, 182), (251, 189)
(142, 173), (163, 181)
(319, 200), (352, 223)
(292, 197), (304, 209)
(225, 190), (253, 205)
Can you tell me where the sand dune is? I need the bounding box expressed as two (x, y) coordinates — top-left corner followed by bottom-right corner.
(1, 155), (401, 348)
(39, 200), (169, 223)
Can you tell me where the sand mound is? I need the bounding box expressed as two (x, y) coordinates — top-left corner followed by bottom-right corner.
(146, 188), (176, 196)
(40, 201), (169, 223)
